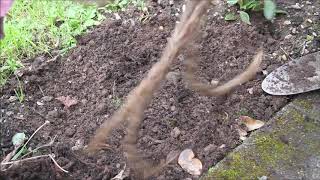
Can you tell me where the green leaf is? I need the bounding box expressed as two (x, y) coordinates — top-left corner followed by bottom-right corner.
(239, 11), (251, 25)
(227, 0), (238, 5)
(12, 133), (26, 147)
(264, 0), (276, 20)
(11, 146), (29, 160)
(225, 13), (237, 21)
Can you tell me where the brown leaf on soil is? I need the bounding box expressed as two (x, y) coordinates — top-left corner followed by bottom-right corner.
(240, 116), (265, 131)
(178, 149), (202, 176)
(55, 96), (78, 109)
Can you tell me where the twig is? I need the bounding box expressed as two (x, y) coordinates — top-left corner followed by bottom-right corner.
(38, 85), (45, 97)
(24, 121), (50, 148)
(49, 154), (69, 173)
(0, 147), (19, 171)
(111, 164), (127, 180)
(1, 154), (50, 165)
(20, 135), (57, 159)
(1, 153), (69, 173)
(280, 46), (293, 61)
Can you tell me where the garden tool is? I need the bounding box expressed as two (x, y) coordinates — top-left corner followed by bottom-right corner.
(262, 51), (320, 95)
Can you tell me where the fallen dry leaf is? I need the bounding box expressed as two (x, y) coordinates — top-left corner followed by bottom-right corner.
(178, 149), (202, 176)
(240, 116), (265, 131)
(56, 96), (78, 109)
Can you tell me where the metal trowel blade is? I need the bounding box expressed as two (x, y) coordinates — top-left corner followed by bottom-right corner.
(262, 51), (320, 95)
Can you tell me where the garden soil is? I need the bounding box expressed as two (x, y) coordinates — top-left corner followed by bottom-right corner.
(1, 0), (319, 179)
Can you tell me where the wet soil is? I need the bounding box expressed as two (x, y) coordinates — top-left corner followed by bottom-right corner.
(1, 0), (319, 179)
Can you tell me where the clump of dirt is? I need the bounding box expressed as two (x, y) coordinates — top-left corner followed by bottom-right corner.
(5, 0), (318, 179)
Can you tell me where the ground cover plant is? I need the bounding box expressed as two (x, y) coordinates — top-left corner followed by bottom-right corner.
(0, 0), (105, 86)
(225, 0), (286, 24)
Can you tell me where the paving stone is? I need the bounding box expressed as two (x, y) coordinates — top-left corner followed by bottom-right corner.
(201, 91), (320, 180)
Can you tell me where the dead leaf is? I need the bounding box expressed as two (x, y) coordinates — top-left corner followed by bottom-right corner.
(240, 116), (265, 131)
(178, 149), (202, 176)
(56, 96), (78, 109)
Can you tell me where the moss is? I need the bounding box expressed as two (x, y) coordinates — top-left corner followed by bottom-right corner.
(207, 152), (267, 179)
(293, 99), (313, 111)
(254, 135), (294, 166)
(290, 109), (305, 124)
(275, 116), (286, 126)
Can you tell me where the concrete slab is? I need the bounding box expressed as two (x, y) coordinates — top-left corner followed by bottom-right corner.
(201, 91), (320, 180)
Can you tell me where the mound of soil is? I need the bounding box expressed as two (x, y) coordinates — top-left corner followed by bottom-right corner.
(3, 0), (318, 179)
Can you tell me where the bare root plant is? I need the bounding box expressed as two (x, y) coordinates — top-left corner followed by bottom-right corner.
(86, 0), (263, 178)
(184, 45), (263, 96)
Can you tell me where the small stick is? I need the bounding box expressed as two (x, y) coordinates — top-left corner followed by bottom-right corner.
(20, 135), (57, 159)
(1, 154), (69, 173)
(24, 121), (50, 148)
(49, 154), (69, 173)
(1, 154), (50, 165)
(280, 46), (293, 61)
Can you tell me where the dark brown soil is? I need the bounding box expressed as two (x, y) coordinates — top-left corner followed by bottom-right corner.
(1, 0), (318, 179)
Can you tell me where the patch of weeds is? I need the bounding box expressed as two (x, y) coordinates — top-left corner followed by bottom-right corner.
(14, 76), (25, 103)
(106, 0), (146, 12)
(7, 121), (51, 161)
(112, 97), (122, 108)
(0, 0), (106, 86)
(225, 0), (287, 25)
(0, 58), (23, 85)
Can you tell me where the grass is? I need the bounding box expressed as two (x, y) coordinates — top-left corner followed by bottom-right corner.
(0, 0), (145, 86)
(14, 76), (25, 103)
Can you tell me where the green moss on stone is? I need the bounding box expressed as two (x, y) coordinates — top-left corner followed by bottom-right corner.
(206, 152), (268, 179)
(254, 134), (294, 166)
(294, 99), (313, 111)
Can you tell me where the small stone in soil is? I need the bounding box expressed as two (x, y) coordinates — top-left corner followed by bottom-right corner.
(262, 70), (268, 76)
(247, 88), (254, 95)
(42, 96), (53, 102)
(285, 34), (293, 39)
(281, 54), (287, 61)
(8, 96), (18, 102)
(292, 28), (297, 34)
(171, 127), (181, 138)
(71, 139), (84, 151)
(284, 20), (291, 25)
(6, 111), (14, 116)
(290, 3), (302, 9)
(36, 101), (44, 106)
(211, 79), (219, 86)
(66, 127), (76, 137)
